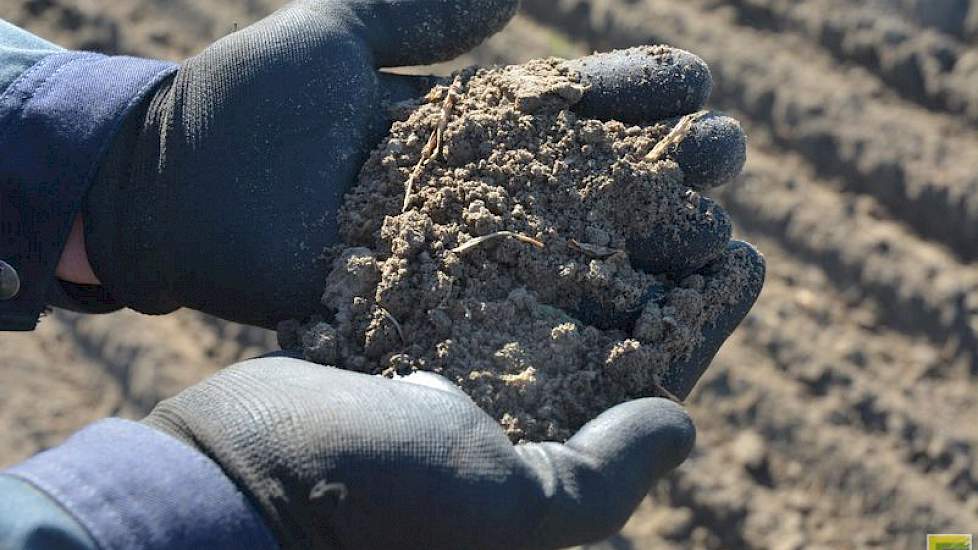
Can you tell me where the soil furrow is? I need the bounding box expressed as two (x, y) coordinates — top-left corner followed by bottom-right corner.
(726, 232), (978, 502)
(4, 3), (977, 549)
(714, 0), (978, 127)
(667, 234), (978, 547)
(717, 141), (978, 363)
(871, 0), (978, 44)
(0, 315), (123, 467)
(52, 310), (275, 416)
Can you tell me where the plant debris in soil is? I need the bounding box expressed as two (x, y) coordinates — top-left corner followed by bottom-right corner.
(279, 50), (757, 442)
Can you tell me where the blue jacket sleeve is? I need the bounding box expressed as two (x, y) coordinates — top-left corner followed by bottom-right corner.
(1, 419), (278, 550)
(0, 19), (177, 330)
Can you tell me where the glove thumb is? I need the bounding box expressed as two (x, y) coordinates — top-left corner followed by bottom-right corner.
(516, 398), (695, 549)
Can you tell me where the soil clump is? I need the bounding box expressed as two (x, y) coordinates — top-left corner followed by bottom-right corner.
(279, 54), (755, 442)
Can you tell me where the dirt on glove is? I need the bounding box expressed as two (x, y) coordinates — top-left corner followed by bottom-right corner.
(279, 51), (757, 442)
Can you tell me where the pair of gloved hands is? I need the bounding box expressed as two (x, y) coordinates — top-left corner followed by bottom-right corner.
(68, 0), (764, 548)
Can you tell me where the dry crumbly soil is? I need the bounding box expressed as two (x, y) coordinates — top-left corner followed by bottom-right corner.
(2, 1), (977, 548)
(279, 56), (753, 442)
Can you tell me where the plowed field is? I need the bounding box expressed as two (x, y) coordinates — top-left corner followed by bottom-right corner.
(2, 1), (976, 548)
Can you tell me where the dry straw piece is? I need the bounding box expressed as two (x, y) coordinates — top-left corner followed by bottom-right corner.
(402, 74), (465, 212)
(450, 231), (546, 254)
(646, 110), (708, 162)
(567, 238), (625, 259)
(378, 307), (405, 343)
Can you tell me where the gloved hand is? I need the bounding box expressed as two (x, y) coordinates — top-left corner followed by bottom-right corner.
(142, 356), (695, 550)
(80, 0), (753, 331)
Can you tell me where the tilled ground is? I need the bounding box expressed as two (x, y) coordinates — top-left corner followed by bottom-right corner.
(1, 1), (976, 548)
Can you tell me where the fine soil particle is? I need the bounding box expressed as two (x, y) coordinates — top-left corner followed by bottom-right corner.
(280, 53), (755, 442)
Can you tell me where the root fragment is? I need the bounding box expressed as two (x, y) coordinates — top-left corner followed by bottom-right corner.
(402, 74), (466, 212)
(378, 307), (404, 343)
(451, 231), (545, 255)
(651, 381), (683, 403)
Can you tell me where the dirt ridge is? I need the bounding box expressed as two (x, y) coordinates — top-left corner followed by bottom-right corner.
(719, 0), (978, 125)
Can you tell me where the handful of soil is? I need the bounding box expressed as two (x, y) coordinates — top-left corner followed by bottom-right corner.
(279, 51), (758, 442)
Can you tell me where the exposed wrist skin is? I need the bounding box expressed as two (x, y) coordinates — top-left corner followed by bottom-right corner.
(56, 215), (99, 285)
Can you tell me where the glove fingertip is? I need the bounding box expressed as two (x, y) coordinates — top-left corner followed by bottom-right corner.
(568, 398), (695, 473)
(568, 45), (713, 123)
(518, 400), (695, 549)
(627, 195), (733, 277)
(642, 398), (696, 471)
(674, 112), (748, 190)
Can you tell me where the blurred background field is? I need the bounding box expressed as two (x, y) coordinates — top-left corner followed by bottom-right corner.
(2, 1), (977, 548)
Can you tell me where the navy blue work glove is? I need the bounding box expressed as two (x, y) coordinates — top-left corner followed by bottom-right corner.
(142, 356), (695, 550)
(82, 0), (755, 336)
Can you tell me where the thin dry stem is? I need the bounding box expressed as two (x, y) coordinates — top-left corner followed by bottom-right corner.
(432, 76), (463, 160)
(568, 238), (625, 259)
(451, 231), (545, 254)
(652, 380), (683, 403)
(401, 130), (437, 213)
(378, 307), (405, 343)
(646, 110), (709, 163)
(402, 74), (465, 212)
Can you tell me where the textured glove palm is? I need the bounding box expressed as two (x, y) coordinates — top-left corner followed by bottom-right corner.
(143, 356), (696, 550)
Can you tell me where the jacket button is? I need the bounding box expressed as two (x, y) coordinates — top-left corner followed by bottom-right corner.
(0, 260), (21, 300)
